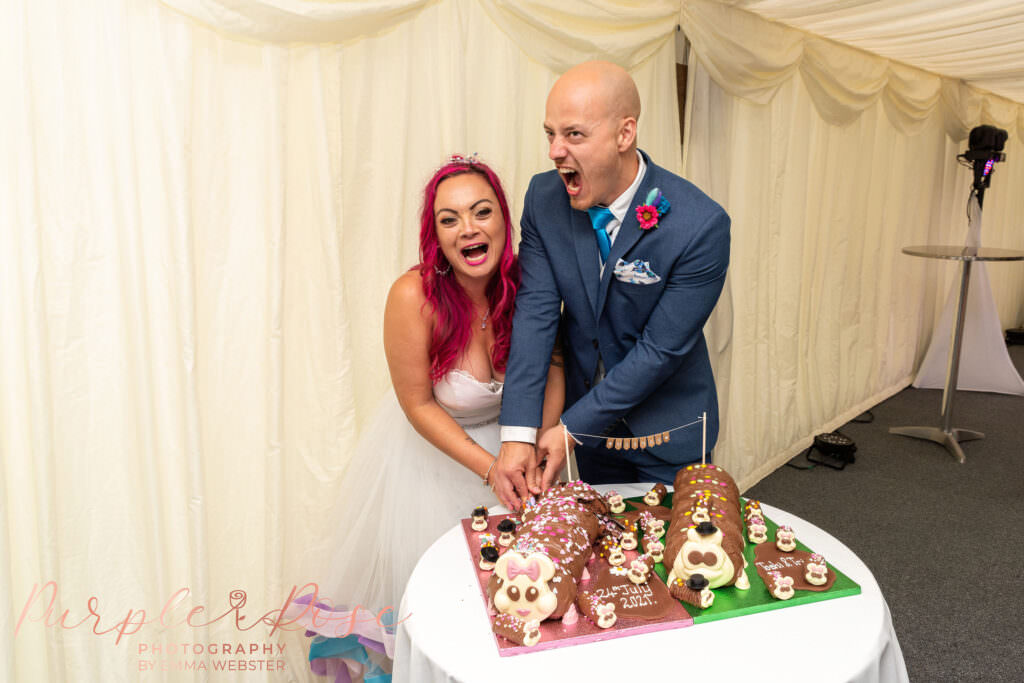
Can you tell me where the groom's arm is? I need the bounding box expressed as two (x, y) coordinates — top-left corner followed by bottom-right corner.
(493, 181), (563, 508)
(561, 208), (730, 438)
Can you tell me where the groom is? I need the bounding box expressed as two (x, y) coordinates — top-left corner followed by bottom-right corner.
(492, 61), (730, 508)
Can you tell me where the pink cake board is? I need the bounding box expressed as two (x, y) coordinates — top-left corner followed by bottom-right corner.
(460, 515), (693, 656)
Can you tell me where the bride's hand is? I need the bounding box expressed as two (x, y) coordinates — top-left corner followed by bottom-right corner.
(491, 442), (535, 511)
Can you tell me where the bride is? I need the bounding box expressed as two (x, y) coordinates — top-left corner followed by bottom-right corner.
(298, 155), (563, 681)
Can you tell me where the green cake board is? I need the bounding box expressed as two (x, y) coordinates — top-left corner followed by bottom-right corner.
(625, 495), (861, 624)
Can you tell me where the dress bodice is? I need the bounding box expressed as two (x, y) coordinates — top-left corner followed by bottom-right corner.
(433, 369), (503, 426)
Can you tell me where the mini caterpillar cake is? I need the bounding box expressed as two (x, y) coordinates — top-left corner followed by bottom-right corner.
(664, 464), (750, 606)
(486, 481), (612, 644)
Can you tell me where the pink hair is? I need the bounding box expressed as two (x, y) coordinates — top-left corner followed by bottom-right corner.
(417, 158), (519, 383)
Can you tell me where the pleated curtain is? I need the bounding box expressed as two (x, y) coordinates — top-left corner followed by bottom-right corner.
(4, 1), (1024, 680)
(681, 0), (1024, 484)
(2, 1), (680, 680)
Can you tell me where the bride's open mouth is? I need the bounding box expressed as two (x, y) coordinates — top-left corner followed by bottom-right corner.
(461, 242), (489, 265)
(559, 167), (580, 196)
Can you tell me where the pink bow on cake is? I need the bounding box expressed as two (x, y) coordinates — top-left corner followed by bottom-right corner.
(507, 557), (541, 581)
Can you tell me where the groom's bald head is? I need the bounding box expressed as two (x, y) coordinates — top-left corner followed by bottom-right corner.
(544, 61), (641, 209)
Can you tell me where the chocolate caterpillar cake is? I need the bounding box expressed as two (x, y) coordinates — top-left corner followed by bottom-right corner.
(486, 481), (612, 643)
(663, 464), (750, 606)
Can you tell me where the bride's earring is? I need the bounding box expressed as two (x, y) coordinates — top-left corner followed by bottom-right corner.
(434, 262), (451, 276)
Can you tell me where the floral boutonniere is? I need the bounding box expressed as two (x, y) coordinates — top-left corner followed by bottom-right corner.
(635, 188), (671, 230)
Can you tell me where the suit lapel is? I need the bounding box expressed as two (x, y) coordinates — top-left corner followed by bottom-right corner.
(571, 208), (601, 317)
(596, 162), (658, 316)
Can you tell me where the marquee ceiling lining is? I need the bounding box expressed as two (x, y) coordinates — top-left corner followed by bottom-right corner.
(724, 0), (1024, 103)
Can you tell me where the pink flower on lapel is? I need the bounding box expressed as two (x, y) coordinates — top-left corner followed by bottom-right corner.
(636, 204), (659, 230)
(635, 187), (671, 230)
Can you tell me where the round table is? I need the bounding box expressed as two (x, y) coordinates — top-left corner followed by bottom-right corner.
(393, 484), (908, 683)
(892, 245), (1024, 462)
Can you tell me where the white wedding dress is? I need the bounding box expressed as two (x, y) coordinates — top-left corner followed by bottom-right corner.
(298, 369), (501, 679)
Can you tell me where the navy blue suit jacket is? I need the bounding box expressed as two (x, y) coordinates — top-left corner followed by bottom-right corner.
(500, 150), (730, 466)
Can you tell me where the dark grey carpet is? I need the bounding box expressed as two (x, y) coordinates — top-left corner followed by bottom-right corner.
(745, 344), (1024, 683)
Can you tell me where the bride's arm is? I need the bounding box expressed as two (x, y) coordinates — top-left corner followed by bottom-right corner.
(383, 271), (497, 483)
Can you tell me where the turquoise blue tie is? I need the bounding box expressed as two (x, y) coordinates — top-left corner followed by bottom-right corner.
(587, 206), (614, 264)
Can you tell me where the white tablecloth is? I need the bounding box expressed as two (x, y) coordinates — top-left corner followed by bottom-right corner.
(393, 484), (909, 683)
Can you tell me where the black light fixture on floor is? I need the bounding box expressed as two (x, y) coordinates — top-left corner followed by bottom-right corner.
(805, 432), (857, 470)
(787, 430), (858, 471)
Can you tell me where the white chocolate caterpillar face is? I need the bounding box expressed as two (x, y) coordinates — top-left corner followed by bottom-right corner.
(671, 526), (735, 588)
(690, 505), (711, 524)
(627, 559), (650, 584)
(776, 527), (796, 551)
(747, 517), (768, 544)
(805, 561), (828, 585)
(594, 602), (617, 628)
(493, 551), (559, 622)
(771, 573), (795, 600)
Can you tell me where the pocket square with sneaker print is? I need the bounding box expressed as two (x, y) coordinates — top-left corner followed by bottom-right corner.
(613, 258), (661, 285)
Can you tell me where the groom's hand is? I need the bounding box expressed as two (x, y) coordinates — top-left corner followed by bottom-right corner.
(493, 442), (535, 511)
(537, 425), (574, 490)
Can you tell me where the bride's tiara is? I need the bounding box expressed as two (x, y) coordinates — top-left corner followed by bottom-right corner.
(446, 153), (480, 166)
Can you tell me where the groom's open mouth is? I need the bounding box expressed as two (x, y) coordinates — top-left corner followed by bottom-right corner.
(558, 167), (581, 197)
(460, 242), (489, 265)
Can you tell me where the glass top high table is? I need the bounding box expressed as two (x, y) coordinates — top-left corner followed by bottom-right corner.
(392, 483), (908, 683)
(891, 245), (1024, 462)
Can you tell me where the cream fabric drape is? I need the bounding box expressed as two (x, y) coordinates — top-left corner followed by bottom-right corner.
(719, 0), (1024, 104)
(2, 1), (682, 680)
(681, 0), (1024, 487)
(162, 0), (680, 72)
(681, 0), (1024, 138)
